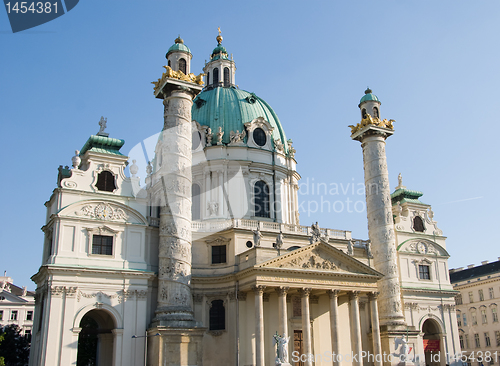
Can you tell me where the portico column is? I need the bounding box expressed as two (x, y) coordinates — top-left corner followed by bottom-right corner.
(111, 329), (123, 366)
(299, 288), (312, 366)
(276, 287), (289, 336)
(327, 290), (341, 366)
(253, 285), (266, 366)
(349, 291), (363, 366)
(368, 292), (382, 366)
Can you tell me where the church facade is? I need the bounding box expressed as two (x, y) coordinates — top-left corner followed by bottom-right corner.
(28, 33), (460, 366)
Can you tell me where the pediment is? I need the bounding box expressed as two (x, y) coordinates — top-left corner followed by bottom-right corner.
(256, 242), (382, 277)
(398, 239), (449, 257)
(0, 290), (29, 303)
(58, 200), (148, 225)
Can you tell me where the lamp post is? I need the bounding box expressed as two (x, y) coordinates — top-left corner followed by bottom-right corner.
(131, 332), (160, 366)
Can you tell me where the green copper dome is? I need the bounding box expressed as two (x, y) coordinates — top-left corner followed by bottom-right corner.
(192, 87), (288, 152)
(211, 45), (228, 60)
(166, 37), (191, 57)
(359, 88), (380, 105)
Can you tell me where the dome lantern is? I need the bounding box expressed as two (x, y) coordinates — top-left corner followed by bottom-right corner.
(358, 87), (381, 119)
(165, 35), (193, 75)
(203, 28), (236, 89)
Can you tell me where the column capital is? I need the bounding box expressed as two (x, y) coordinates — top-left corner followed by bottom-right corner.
(327, 289), (340, 299)
(252, 285), (266, 295)
(349, 291), (360, 300)
(275, 286), (290, 296)
(298, 288), (312, 298)
(111, 329), (124, 336)
(368, 291), (379, 300)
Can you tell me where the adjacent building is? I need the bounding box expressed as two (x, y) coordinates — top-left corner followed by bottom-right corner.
(0, 275), (35, 338)
(450, 260), (500, 362)
(28, 33), (460, 366)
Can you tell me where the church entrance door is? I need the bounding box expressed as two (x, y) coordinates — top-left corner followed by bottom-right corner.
(293, 330), (304, 366)
(76, 309), (115, 366)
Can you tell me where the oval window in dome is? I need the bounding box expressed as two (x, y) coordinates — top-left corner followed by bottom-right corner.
(192, 131), (202, 150)
(253, 128), (266, 147)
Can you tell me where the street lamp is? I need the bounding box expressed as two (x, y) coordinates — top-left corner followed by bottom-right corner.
(132, 332), (160, 366)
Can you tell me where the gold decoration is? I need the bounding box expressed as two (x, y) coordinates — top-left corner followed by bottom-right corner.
(348, 114), (395, 134)
(216, 27), (223, 44)
(152, 66), (205, 93)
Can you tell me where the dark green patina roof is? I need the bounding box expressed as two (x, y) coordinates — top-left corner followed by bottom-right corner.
(391, 187), (426, 205)
(359, 88), (380, 105)
(192, 87), (288, 152)
(166, 37), (191, 57)
(211, 44), (228, 60)
(80, 135), (125, 156)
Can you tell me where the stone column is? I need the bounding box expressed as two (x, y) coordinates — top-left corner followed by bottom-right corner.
(111, 329), (123, 366)
(276, 286), (289, 337)
(254, 285), (266, 366)
(351, 126), (405, 326)
(368, 292), (382, 366)
(327, 290), (341, 366)
(299, 288), (312, 366)
(349, 291), (363, 366)
(153, 87), (199, 326)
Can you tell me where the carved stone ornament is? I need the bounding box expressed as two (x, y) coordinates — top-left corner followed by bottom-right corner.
(76, 203), (128, 221)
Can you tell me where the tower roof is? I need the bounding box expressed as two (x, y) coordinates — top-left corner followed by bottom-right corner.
(359, 88), (380, 105)
(166, 36), (191, 57)
(80, 135), (125, 156)
(211, 28), (229, 61)
(192, 87), (288, 151)
(391, 187), (426, 205)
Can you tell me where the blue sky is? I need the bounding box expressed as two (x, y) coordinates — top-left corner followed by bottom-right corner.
(1, 1), (498, 289)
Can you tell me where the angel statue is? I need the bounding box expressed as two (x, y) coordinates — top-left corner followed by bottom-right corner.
(272, 332), (290, 365)
(253, 225), (263, 247)
(394, 336), (410, 360)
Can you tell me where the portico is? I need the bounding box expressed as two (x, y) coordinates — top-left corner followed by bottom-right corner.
(192, 241), (384, 366)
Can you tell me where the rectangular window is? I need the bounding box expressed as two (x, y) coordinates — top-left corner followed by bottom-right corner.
(0, 310), (3, 320)
(472, 311), (477, 325)
(92, 235), (113, 255)
(456, 294), (463, 305)
(493, 308), (498, 322)
(485, 332), (491, 347)
(496, 331), (500, 347)
(479, 289), (484, 301)
(26, 311), (33, 321)
(490, 287), (494, 299)
(482, 309), (488, 324)
(459, 335), (464, 349)
(475, 333), (480, 348)
(211, 245), (226, 264)
(465, 334), (470, 348)
(469, 291), (474, 303)
(11, 310), (18, 320)
(463, 313), (467, 326)
(457, 313), (462, 326)
(419, 265), (430, 280)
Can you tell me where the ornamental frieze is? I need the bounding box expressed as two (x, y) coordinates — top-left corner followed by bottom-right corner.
(76, 203), (128, 221)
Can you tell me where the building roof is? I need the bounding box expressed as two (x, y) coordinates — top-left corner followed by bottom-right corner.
(450, 260), (500, 283)
(166, 36), (191, 57)
(80, 135), (125, 156)
(391, 187), (426, 205)
(192, 87), (288, 151)
(359, 88), (380, 105)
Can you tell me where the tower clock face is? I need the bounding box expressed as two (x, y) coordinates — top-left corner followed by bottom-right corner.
(417, 242), (427, 254)
(95, 204), (113, 220)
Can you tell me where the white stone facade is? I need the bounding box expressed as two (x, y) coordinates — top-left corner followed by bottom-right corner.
(28, 36), (461, 366)
(0, 276), (35, 337)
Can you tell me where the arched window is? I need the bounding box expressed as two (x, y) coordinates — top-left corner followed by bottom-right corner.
(362, 108), (367, 119)
(179, 58), (186, 74)
(192, 131), (202, 150)
(192, 184), (201, 220)
(413, 216), (425, 232)
(206, 72), (210, 86)
(373, 106), (379, 118)
(209, 300), (225, 330)
(254, 180), (270, 218)
(168, 59), (171, 67)
(223, 67), (230, 87)
(213, 68), (219, 86)
(96, 171), (116, 192)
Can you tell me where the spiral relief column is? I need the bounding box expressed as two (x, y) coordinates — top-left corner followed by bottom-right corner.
(148, 41), (205, 365)
(154, 88), (198, 325)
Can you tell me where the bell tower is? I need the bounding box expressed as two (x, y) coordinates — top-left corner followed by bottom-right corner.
(166, 36), (192, 75)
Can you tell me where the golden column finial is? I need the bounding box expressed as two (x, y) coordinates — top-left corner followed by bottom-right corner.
(216, 27), (223, 45)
